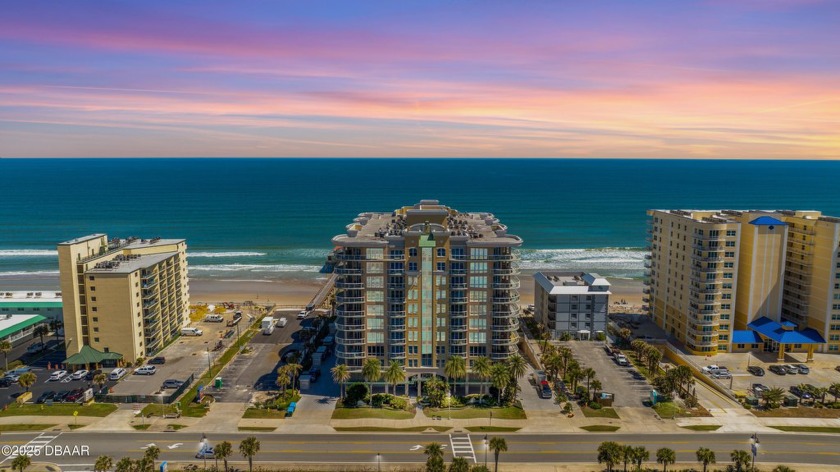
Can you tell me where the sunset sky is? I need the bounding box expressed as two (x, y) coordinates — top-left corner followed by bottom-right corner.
(1, 1), (839, 158)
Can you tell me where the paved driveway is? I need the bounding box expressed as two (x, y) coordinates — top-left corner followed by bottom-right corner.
(566, 341), (652, 407)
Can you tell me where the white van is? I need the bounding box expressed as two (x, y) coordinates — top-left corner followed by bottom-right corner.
(109, 368), (127, 381)
(204, 314), (224, 323)
(277, 317), (287, 328)
(181, 327), (203, 336)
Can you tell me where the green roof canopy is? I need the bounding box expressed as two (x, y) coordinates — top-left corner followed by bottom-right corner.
(0, 315), (47, 339)
(64, 345), (123, 366)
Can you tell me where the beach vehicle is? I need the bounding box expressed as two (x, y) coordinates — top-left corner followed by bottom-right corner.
(180, 327), (203, 336)
(70, 369), (88, 380)
(109, 367), (127, 380)
(204, 314), (224, 323)
(262, 317), (277, 335)
(134, 365), (157, 375)
(49, 370), (68, 381)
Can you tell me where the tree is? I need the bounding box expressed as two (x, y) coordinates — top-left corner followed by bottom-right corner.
(384, 360), (406, 396)
(331, 363), (351, 400)
(656, 447), (675, 472)
(362, 358), (382, 396)
(631, 339), (647, 360)
(12, 455), (31, 472)
(695, 447), (716, 472)
(621, 444), (634, 472)
(543, 353), (561, 381)
(647, 348), (663, 376)
(239, 436), (260, 472)
(762, 387), (785, 409)
(94, 455), (113, 472)
(590, 379), (603, 403)
(507, 354), (527, 389)
(472, 356), (492, 398)
(115, 457), (134, 472)
(18, 372), (37, 392)
(489, 436), (507, 472)
(619, 328), (632, 344)
(558, 347), (573, 377)
(94, 372), (108, 391)
(34, 324), (49, 345)
(276, 365), (292, 394)
(286, 361), (303, 391)
(0, 340), (11, 371)
(448, 457), (470, 472)
(597, 441), (622, 472)
(730, 449), (751, 472)
(144, 445), (160, 462)
(771, 466), (796, 472)
(424, 377), (448, 408)
(567, 366), (583, 393)
(490, 362), (510, 404)
(214, 440), (233, 472)
(444, 355), (467, 396)
(582, 367), (597, 399)
(829, 382), (840, 403)
(633, 446), (649, 472)
(424, 442), (445, 472)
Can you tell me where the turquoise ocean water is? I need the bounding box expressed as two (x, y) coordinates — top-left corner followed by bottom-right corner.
(0, 158), (838, 284)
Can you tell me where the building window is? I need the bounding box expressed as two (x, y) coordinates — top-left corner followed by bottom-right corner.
(726, 230), (736, 236)
(409, 248), (417, 257)
(92, 307), (97, 312)
(437, 248), (446, 257)
(90, 286), (95, 291)
(94, 337), (99, 343)
(408, 262), (418, 271)
(437, 262), (446, 271)
(89, 276), (95, 281)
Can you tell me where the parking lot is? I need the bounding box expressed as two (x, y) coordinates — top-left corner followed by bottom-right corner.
(565, 340), (653, 407)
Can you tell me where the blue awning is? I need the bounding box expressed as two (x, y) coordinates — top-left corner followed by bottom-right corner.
(749, 216), (786, 226)
(732, 330), (763, 344)
(747, 316), (826, 344)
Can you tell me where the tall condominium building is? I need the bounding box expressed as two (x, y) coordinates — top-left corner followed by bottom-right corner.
(534, 272), (610, 340)
(58, 234), (190, 361)
(646, 210), (839, 359)
(331, 200), (522, 378)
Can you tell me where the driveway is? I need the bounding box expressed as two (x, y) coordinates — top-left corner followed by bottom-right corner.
(566, 340), (652, 407)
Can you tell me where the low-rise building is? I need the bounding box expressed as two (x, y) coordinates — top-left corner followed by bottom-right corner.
(0, 314), (48, 347)
(534, 272), (610, 340)
(0, 291), (63, 321)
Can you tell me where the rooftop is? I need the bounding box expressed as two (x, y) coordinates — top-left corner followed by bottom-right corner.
(535, 271), (611, 295)
(0, 291), (62, 303)
(0, 314), (47, 339)
(87, 252), (178, 274)
(333, 200), (522, 247)
(649, 209), (840, 226)
(747, 316), (826, 344)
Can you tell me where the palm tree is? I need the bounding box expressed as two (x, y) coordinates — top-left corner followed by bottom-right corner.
(11, 455), (31, 472)
(93, 373), (108, 391)
(558, 347), (573, 377)
(472, 356), (492, 398)
(490, 362), (510, 404)
(489, 436), (507, 472)
(696, 447), (716, 472)
(448, 457), (470, 472)
(590, 379), (603, 403)
(286, 361), (303, 391)
(276, 365), (292, 394)
(582, 367), (596, 399)
(597, 441), (622, 472)
(830, 382), (840, 403)
(507, 354), (527, 385)
(115, 457), (133, 472)
(672, 366), (693, 396)
(331, 363), (351, 400)
(762, 387), (785, 409)
(384, 360), (406, 396)
(94, 455), (113, 472)
(0, 340), (11, 371)
(567, 366), (583, 394)
(144, 445), (160, 464)
(34, 324), (49, 346)
(647, 348), (663, 376)
(239, 436), (261, 472)
(214, 440), (232, 472)
(633, 446), (649, 472)
(621, 444), (634, 472)
(542, 353), (561, 381)
(656, 447), (675, 472)
(730, 449), (751, 472)
(18, 372), (36, 392)
(424, 442), (445, 472)
(362, 358), (381, 396)
(444, 355), (467, 396)
(631, 339), (647, 360)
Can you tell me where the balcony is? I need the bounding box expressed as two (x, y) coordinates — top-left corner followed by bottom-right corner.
(335, 321), (365, 331)
(493, 321), (519, 332)
(783, 285), (810, 298)
(490, 252), (520, 261)
(788, 226), (816, 236)
(490, 351), (513, 360)
(493, 309), (518, 319)
(335, 280), (365, 289)
(450, 337), (467, 346)
(449, 268), (467, 275)
(142, 298), (159, 309)
(492, 267), (519, 275)
(336, 309), (365, 318)
(335, 334), (365, 345)
(141, 278), (157, 289)
(644, 254), (652, 260)
(450, 324), (467, 332)
(450, 297), (468, 304)
(335, 266), (363, 275)
(389, 338), (406, 346)
(336, 347), (365, 359)
(493, 279), (520, 290)
(493, 294), (521, 303)
(336, 296), (365, 304)
(450, 283), (468, 289)
(450, 311), (467, 319)
(388, 311), (406, 318)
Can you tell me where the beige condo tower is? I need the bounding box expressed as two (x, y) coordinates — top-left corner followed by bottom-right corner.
(57, 234), (190, 363)
(646, 210), (840, 359)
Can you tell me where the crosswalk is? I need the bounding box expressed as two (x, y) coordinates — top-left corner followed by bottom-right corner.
(0, 432), (62, 464)
(449, 433), (476, 463)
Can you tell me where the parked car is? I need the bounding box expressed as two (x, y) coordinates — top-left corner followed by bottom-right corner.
(539, 380), (553, 399)
(794, 364), (809, 374)
(149, 357), (166, 365)
(614, 354), (629, 366)
(769, 365), (787, 375)
(0, 378), (13, 388)
(4, 373), (21, 382)
(714, 369), (732, 379)
(747, 366), (765, 376)
(752, 384), (769, 397)
(36, 391), (56, 404)
(26, 342), (47, 354)
(180, 327), (203, 336)
(49, 370), (69, 381)
(701, 365), (721, 374)
(108, 368), (127, 381)
(204, 314), (224, 323)
(134, 365), (157, 376)
(790, 385), (813, 400)
(53, 390), (71, 402)
(71, 370), (89, 380)
(65, 388), (86, 403)
(85, 369), (102, 381)
(162, 379), (184, 389)
(784, 364), (799, 375)
(297, 310), (308, 319)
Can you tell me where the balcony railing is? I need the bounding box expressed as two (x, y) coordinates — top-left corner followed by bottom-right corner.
(335, 334), (365, 345)
(335, 281), (365, 289)
(336, 347), (365, 359)
(450, 338), (467, 346)
(336, 309), (365, 318)
(335, 321), (365, 331)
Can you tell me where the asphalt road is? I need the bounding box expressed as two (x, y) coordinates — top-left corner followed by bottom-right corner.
(0, 432), (836, 469)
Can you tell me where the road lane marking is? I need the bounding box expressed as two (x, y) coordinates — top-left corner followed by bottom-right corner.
(1, 432), (62, 464)
(448, 434), (476, 463)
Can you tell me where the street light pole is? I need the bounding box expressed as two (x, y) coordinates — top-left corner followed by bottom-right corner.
(201, 433), (208, 472)
(483, 435), (488, 468)
(750, 433), (760, 472)
(377, 452), (381, 472)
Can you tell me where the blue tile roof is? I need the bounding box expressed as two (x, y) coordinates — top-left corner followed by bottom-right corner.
(732, 330), (763, 344)
(749, 216), (787, 226)
(747, 316), (826, 344)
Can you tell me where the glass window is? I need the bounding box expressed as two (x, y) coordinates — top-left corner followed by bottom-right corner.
(367, 305), (383, 316)
(469, 291), (488, 302)
(367, 262), (383, 274)
(409, 248), (417, 257)
(367, 248), (384, 260)
(437, 248), (446, 257)
(367, 276), (383, 288)
(470, 276), (487, 288)
(470, 248), (487, 259)
(367, 318), (384, 329)
(366, 290), (383, 302)
(469, 332), (486, 343)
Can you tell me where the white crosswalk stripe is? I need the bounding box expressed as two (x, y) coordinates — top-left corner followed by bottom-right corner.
(1, 432), (62, 464)
(449, 433), (476, 463)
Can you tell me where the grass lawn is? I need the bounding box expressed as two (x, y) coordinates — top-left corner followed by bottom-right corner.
(0, 424), (57, 432)
(652, 401), (713, 419)
(465, 426), (521, 432)
(680, 425), (722, 431)
(168, 424), (187, 430)
(332, 407), (414, 420)
(580, 406), (620, 419)
(753, 407), (840, 419)
(68, 424), (85, 430)
(0, 403), (117, 417)
(243, 408), (287, 419)
(770, 426), (840, 433)
(132, 424), (151, 430)
(581, 425), (621, 432)
(238, 426), (276, 432)
(334, 426), (452, 432)
(425, 406), (526, 420)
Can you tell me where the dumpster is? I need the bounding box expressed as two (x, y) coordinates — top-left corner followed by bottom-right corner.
(745, 396), (759, 406)
(783, 395), (799, 407)
(214, 377), (223, 388)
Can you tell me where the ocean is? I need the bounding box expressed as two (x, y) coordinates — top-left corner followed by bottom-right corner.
(1, 158), (838, 287)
